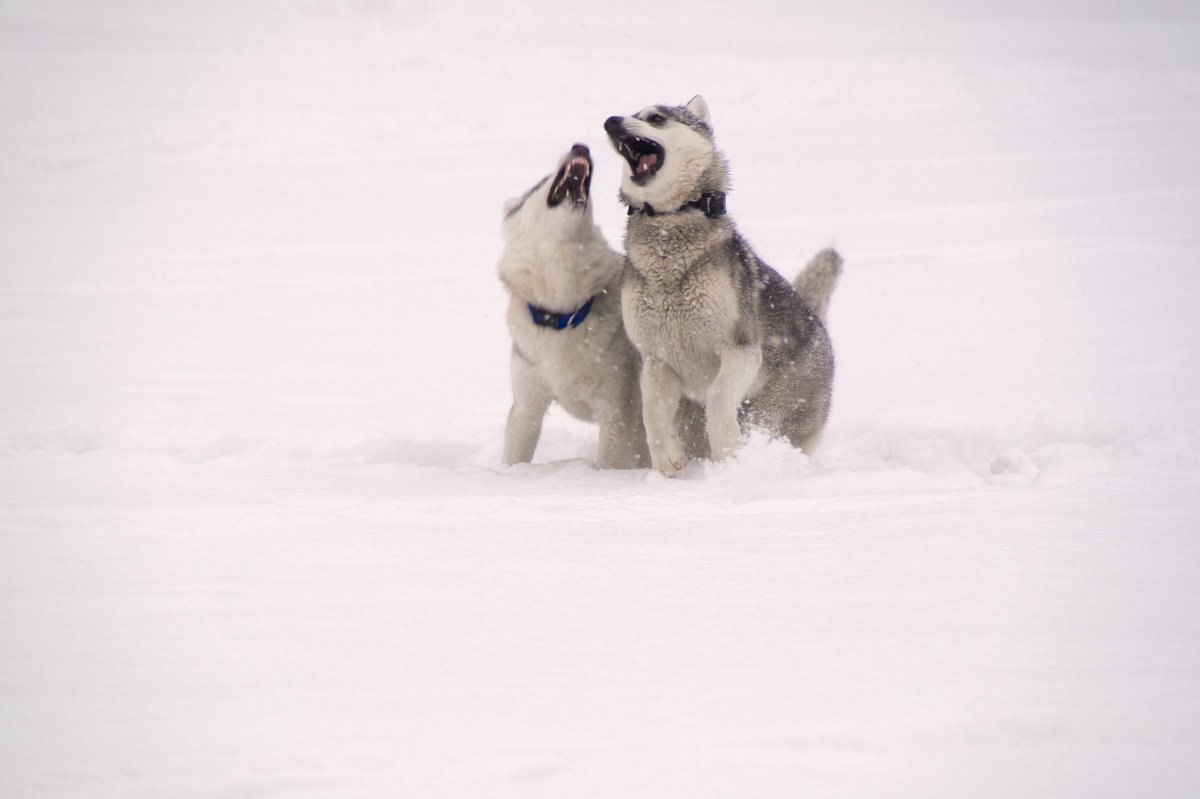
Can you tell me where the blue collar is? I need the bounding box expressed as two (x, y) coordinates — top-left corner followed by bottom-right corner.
(527, 295), (595, 330)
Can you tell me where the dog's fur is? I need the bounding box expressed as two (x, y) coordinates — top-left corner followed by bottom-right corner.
(498, 143), (649, 469)
(605, 96), (841, 476)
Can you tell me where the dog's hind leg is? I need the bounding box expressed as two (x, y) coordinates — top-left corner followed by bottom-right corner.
(779, 394), (831, 453)
(596, 410), (649, 470)
(675, 398), (710, 460)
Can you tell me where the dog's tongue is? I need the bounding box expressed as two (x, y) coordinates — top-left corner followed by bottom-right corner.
(636, 153), (658, 175)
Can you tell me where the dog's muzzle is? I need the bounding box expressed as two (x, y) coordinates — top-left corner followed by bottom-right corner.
(605, 116), (664, 185)
(547, 143), (592, 209)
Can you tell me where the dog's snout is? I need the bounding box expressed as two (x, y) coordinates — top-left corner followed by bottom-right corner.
(604, 116), (625, 135)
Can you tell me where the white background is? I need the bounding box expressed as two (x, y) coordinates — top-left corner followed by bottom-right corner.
(2, 1), (1198, 796)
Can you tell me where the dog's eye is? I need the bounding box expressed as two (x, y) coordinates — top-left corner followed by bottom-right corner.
(646, 113), (667, 126)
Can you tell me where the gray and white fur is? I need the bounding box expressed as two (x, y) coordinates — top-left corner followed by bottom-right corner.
(605, 96), (841, 476)
(498, 143), (649, 469)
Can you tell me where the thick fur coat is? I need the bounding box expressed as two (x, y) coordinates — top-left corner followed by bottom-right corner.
(605, 96), (841, 476)
(498, 144), (649, 469)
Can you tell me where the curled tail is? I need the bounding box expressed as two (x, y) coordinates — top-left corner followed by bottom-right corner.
(793, 247), (842, 325)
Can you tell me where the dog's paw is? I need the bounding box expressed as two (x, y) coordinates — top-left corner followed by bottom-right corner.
(648, 440), (686, 477)
(654, 455), (685, 478)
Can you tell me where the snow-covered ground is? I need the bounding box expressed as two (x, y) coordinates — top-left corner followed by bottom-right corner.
(2, 1), (1199, 796)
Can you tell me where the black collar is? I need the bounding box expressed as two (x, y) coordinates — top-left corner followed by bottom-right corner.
(628, 191), (726, 219)
(526, 295), (595, 330)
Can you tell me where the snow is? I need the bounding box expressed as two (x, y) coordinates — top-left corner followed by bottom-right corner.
(2, 0), (1199, 796)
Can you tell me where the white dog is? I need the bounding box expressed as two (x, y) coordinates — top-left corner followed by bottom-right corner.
(497, 143), (649, 469)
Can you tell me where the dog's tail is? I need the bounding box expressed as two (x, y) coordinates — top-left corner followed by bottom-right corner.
(793, 247), (842, 326)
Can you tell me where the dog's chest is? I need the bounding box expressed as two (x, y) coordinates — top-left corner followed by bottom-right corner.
(623, 261), (740, 383)
(506, 292), (624, 385)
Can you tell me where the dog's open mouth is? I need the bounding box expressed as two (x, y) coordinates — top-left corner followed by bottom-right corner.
(547, 144), (592, 209)
(612, 134), (664, 185)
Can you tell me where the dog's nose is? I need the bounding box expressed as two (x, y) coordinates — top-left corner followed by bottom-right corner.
(604, 116), (624, 135)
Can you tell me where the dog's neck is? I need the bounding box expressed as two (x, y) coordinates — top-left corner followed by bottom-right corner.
(626, 191), (726, 220)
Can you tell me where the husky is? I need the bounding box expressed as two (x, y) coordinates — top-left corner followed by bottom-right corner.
(604, 96), (842, 477)
(497, 143), (649, 469)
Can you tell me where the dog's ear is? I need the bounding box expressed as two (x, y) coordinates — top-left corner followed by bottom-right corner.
(686, 95), (711, 127)
(502, 196), (524, 217)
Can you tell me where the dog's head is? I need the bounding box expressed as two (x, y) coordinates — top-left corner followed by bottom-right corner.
(498, 143), (622, 307)
(604, 95), (728, 212)
(502, 143), (595, 240)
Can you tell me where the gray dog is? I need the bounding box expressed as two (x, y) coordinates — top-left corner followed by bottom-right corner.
(605, 96), (841, 476)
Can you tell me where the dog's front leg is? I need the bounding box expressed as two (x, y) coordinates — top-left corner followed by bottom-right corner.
(502, 358), (552, 465)
(706, 345), (761, 460)
(640, 356), (687, 477)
